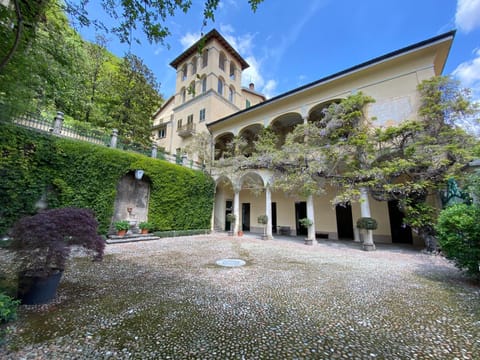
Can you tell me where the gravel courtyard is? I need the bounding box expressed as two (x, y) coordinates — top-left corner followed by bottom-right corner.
(1, 234), (479, 359)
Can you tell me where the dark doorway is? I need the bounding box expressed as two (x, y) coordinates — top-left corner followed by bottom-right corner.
(225, 200), (232, 231)
(271, 202), (277, 234)
(336, 203), (354, 240)
(242, 203), (250, 231)
(388, 200), (413, 244)
(295, 201), (308, 236)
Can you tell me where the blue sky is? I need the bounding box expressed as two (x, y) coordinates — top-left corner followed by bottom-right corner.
(76, 0), (480, 101)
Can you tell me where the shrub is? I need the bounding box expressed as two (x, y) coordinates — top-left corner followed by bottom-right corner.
(257, 215), (268, 224)
(299, 218), (313, 227)
(356, 217), (378, 230)
(436, 204), (480, 277)
(114, 220), (130, 231)
(0, 292), (19, 324)
(10, 207), (105, 277)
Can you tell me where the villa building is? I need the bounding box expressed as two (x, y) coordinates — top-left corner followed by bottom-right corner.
(152, 29), (455, 248)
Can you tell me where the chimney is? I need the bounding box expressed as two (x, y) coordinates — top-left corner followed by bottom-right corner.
(249, 83), (255, 90)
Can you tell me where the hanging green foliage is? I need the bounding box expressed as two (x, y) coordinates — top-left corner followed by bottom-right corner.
(0, 124), (214, 234)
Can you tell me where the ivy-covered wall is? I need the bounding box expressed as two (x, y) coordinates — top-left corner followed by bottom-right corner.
(0, 124), (215, 234)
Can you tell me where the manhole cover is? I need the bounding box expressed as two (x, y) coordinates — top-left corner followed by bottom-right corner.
(216, 258), (246, 267)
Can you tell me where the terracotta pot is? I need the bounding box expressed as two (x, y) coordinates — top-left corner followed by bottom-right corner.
(141, 229), (148, 234)
(238, 231), (243, 236)
(117, 229), (127, 236)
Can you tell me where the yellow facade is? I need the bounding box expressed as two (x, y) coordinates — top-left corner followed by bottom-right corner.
(154, 29), (455, 247)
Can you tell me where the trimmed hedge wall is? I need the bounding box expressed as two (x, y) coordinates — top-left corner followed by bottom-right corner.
(0, 124), (215, 234)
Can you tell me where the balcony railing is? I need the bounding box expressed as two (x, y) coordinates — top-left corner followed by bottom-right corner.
(177, 122), (195, 137)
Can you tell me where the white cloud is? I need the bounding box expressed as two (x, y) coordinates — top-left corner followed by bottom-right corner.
(218, 24), (279, 98)
(453, 48), (480, 137)
(453, 48), (480, 94)
(455, 0), (480, 33)
(262, 80), (278, 99)
(453, 50), (480, 87)
(180, 32), (202, 49)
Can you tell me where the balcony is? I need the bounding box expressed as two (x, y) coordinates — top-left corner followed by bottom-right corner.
(177, 123), (196, 137)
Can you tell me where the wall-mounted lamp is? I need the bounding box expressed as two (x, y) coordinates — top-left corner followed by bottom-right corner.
(135, 169), (144, 180)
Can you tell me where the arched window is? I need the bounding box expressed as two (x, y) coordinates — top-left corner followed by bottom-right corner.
(228, 86), (235, 103)
(191, 56), (197, 75)
(181, 87), (186, 103)
(181, 64), (187, 81)
(189, 81), (196, 98)
(201, 76), (207, 94)
(229, 62), (236, 80)
(217, 78), (224, 95)
(202, 50), (208, 68)
(219, 52), (226, 71)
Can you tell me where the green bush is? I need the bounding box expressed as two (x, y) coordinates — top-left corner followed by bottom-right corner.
(436, 204), (480, 277)
(356, 217), (378, 230)
(0, 124), (215, 234)
(0, 292), (19, 323)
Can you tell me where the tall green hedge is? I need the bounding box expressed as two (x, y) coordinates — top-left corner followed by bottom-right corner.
(0, 124), (214, 234)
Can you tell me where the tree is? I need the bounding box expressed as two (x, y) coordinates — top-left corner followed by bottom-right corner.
(106, 53), (162, 145)
(1, 0), (264, 72)
(237, 76), (478, 250)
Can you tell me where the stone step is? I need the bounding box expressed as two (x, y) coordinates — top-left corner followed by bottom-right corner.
(106, 234), (161, 244)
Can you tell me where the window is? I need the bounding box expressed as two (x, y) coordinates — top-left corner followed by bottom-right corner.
(228, 86), (234, 103)
(191, 56), (197, 75)
(181, 64), (187, 81)
(202, 50), (208, 68)
(177, 119), (183, 129)
(229, 62), (236, 80)
(199, 108), (206, 122)
(158, 127), (166, 138)
(187, 114), (194, 124)
(217, 78), (224, 95)
(181, 88), (186, 103)
(219, 52), (226, 71)
(189, 81), (196, 98)
(201, 76), (207, 93)
(246, 99), (251, 108)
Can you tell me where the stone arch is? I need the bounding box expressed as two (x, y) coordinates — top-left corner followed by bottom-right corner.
(214, 132), (235, 160)
(238, 123), (264, 156)
(213, 175), (235, 232)
(308, 99), (343, 123)
(112, 171), (151, 234)
(270, 112), (303, 146)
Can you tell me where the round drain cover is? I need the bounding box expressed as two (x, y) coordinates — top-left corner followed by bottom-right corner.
(216, 258), (246, 267)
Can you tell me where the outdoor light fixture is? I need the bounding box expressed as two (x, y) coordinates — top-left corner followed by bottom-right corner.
(134, 169), (144, 180)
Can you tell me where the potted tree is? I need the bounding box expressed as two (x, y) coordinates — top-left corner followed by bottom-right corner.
(139, 221), (153, 234)
(299, 218), (314, 245)
(226, 213), (236, 236)
(114, 220), (130, 236)
(10, 207), (105, 305)
(356, 217), (377, 251)
(257, 215), (269, 240)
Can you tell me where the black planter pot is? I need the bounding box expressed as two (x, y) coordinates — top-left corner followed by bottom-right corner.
(17, 269), (64, 305)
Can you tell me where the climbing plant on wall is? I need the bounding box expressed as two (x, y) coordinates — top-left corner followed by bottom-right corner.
(0, 124), (214, 234)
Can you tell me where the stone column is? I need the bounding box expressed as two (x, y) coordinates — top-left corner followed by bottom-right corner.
(233, 188), (240, 235)
(110, 129), (118, 148)
(151, 143), (157, 158)
(306, 194), (316, 245)
(360, 187), (375, 251)
(53, 111), (64, 134)
(265, 185), (273, 239)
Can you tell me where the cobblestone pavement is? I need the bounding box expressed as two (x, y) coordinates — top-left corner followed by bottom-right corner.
(1, 234), (479, 359)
